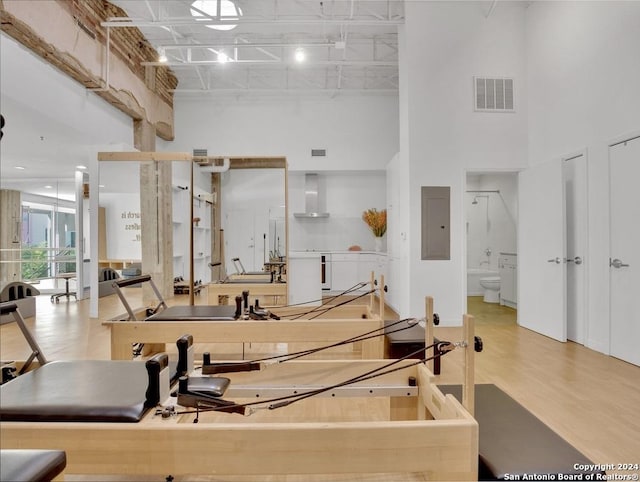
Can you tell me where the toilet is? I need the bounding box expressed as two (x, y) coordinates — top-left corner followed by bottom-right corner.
(479, 276), (501, 303)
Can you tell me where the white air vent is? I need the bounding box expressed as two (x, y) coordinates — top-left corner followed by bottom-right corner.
(474, 77), (514, 112)
(311, 149), (327, 157)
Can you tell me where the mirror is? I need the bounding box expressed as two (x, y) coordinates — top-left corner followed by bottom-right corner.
(96, 160), (143, 319)
(219, 160), (288, 278)
(94, 154), (287, 318)
(171, 160), (213, 286)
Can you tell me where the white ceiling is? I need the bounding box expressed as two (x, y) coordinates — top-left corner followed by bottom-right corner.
(0, 1), (403, 201)
(107, 0), (403, 95)
(0, 34), (134, 201)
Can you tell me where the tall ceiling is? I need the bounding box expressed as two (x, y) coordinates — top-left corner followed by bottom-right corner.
(0, 1), (403, 201)
(107, 0), (403, 96)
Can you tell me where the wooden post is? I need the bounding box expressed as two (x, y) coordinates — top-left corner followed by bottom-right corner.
(189, 159), (195, 305)
(425, 296), (434, 374)
(135, 121), (174, 302)
(378, 273), (385, 319)
(369, 271), (375, 314)
(462, 314), (475, 417)
(0, 190), (22, 283)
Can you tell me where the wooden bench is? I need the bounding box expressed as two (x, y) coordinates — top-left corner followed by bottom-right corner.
(439, 384), (605, 481)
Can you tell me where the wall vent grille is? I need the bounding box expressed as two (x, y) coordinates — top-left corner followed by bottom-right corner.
(474, 77), (514, 112)
(193, 148), (208, 157)
(311, 149), (327, 157)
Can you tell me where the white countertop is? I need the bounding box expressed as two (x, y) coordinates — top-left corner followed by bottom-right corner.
(289, 250), (387, 257)
(288, 251), (322, 259)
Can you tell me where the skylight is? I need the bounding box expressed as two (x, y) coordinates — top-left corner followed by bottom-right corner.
(190, 0), (242, 31)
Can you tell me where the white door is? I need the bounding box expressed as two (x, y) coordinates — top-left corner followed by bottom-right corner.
(563, 154), (588, 344)
(518, 159), (567, 342)
(609, 135), (640, 366)
(226, 210), (256, 274)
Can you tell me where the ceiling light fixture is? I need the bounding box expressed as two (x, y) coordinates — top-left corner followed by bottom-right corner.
(44, 185), (53, 189)
(217, 51), (229, 63)
(76, 165), (87, 170)
(158, 47), (168, 63)
(294, 48), (306, 62)
(15, 166), (26, 170)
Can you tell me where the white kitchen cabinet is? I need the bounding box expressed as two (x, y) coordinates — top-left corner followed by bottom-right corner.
(331, 253), (360, 292)
(330, 252), (388, 294)
(288, 253), (322, 306)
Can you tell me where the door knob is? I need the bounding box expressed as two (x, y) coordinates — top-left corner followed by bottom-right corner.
(610, 258), (629, 269)
(547, 257), (561, 264)
(566, 256), (583, 265)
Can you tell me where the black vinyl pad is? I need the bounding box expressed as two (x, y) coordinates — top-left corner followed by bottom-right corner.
(0, 449), (66, 482)
(187, 376), (230, 397)
(0, 361), (151, 423)
(146, 305), (237, 321)
(439, 384), (604, 480)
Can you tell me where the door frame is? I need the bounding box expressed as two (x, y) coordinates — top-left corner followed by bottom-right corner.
(607, 129), (640, 361)
(462, 168), (521, 315)
(561, 148), (589, 346)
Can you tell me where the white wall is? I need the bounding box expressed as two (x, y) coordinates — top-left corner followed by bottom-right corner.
(288, 171), (386, 252)
(400, 2), (529, 323)
(525, 1), (640, 354)
(386, 152), (411, 315)
(163, 96), (396, 260)
(167, 96), (399, 172)
(100, 193), (142, 260)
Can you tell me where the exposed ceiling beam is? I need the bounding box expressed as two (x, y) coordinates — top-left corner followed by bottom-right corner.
(170, 88), (398, 95)
(102, 17), (404, 28)
(144, 59), (397, 66)
(158, 41), (337, 49)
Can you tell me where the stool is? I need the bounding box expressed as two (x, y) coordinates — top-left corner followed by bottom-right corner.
(50, 272), (76, 303)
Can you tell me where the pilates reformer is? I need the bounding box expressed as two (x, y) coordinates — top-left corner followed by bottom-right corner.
(0, 449), (67, 482)
(208, 276), (288, 306)
(232, 257), (286, 279)
(1, 297), (482, 480)
(106, 273), (389, 360)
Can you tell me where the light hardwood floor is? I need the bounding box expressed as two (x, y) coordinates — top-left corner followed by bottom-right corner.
(1, 294), (639, 481)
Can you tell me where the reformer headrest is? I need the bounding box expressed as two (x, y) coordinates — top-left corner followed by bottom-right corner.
(145, 353), (169, 408)
(175, 334), (194, 379)
(0, 302), (18, 316)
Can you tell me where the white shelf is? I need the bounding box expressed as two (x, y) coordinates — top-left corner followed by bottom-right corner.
(172, 182), (213, 283)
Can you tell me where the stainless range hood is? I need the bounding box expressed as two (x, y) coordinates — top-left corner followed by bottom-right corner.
(293, 173), (330, 218)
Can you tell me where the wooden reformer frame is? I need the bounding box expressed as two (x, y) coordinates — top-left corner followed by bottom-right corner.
(106, 272), (388, 361)
(207, 280), (288, 305)
(0, 297), (479, 480)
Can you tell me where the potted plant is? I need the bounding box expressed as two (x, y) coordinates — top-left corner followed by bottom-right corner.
(362, 208), (387, 251)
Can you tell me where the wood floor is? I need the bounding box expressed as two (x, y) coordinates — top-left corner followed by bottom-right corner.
(1, 294), (639, 481)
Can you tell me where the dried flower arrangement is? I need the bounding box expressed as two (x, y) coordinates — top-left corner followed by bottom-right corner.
(362, 208), (387, 237)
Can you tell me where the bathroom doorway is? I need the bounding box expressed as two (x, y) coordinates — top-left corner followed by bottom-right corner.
(465, 172), (518, 318)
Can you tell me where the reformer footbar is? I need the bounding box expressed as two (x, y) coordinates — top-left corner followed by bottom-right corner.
(0, 302), (48, 377)
(175, 340), (457, 421)
(199, 317), (424, 375)
(171, 309), (484, 421)
(270, 281), (378, 321)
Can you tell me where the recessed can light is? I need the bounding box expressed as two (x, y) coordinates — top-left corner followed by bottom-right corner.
(76, 165), (87, 170)
(15, 166), (26, 170)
